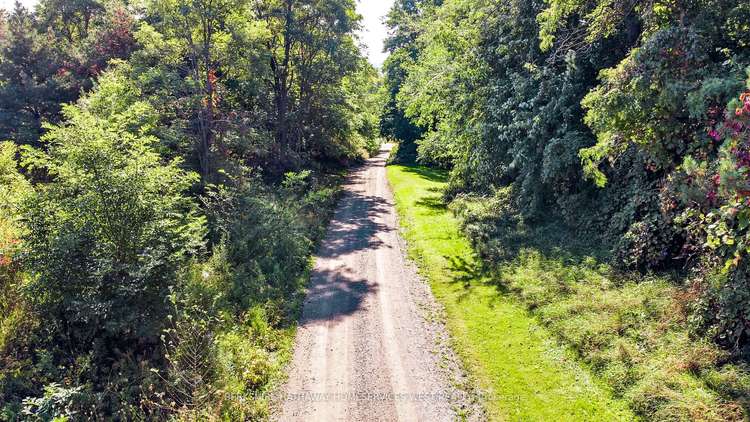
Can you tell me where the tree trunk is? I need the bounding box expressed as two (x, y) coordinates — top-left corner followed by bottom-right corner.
(198, 15), (215, 182)
(273, 0), (294, 166)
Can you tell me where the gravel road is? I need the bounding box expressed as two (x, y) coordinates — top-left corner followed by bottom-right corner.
(275, 145), (476, 421)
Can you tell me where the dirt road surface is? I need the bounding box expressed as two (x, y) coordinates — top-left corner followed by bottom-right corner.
(275, 145), (468, 421)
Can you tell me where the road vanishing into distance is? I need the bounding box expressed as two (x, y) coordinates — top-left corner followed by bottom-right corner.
(276, 145), (465, 421)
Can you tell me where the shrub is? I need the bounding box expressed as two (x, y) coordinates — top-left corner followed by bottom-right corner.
(0, 141), (32, 334)
(675, 73), (750, 354)
(153, 168), (341, 420)
(203, 170), (339, 311)
(22, 102), (206, 348)
(21, 383), (85, 421)
(0, 141), (37, 418)
(454, 191), (750, 420)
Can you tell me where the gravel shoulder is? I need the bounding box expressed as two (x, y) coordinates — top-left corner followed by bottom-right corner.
(275, 145), (479, 421)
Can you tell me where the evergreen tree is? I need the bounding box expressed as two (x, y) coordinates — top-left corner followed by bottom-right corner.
(0, 3), (72, 145)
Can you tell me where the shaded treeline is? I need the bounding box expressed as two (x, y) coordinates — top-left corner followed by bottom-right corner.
(0, 0), (381, 419)
(382, 0), (750, 419)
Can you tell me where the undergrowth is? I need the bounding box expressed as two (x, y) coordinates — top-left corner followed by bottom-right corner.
(452, 187), (750, 421)
(388, 164), (633, 421)
(0, 166), (342, 421)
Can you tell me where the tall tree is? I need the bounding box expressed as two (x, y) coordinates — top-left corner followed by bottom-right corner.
(379, 0), (428, 159)
(37, 0), (103, 42)
(149, 0), (241, 182)
(0, 3), (71, 145)
(251, 0), (361, 168)
(0, 1), (136, 146)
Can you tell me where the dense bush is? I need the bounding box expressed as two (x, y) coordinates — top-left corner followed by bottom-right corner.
(0, 69), (205, 417)
(149, 172), (340, 420)
(453, 192), (750, 421)
(0, 141), (31, 270)
(0, 1), (136, 146)
(0, 142), (34, 418)
(0, 0), (370, 418)
(1, 98), (343, 421)
(21, 69), (206, 351)
(203, 170), (341, 313)
(0, 75), (346, 422)
(384, 0), (750, 351)
(383, 0), (750, 418)
(673, 75), (750, 355)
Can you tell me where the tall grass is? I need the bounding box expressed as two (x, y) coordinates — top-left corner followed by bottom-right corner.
(452, 185), (750, 421)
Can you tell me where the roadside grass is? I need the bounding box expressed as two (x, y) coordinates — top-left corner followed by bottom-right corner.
(388, 163), (750, 421)
(387, 165), (634, 421)
(450, 188), (750, 421)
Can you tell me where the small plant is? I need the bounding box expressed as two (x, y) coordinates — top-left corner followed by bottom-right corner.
(150, 293), (220, 418)
(22, 383), (84, 422)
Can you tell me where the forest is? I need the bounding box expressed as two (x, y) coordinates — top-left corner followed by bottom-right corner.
(383, 0), (750, 420)
(0, 0), (380, 419)
(1, 0), (750, 420)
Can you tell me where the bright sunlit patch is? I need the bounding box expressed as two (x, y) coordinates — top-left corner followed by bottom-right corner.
(355, 0), (394, 68)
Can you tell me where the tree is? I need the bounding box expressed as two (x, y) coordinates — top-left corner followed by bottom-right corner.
(0, 3), (72, 145)
(250, 0), (362, 167)
(397, 0), (486, 169)
(37, 0), (104, 42)
(389, 0), (750, 354)
(147, 0), (242, 182)
(343, 59), (384, 157)
(21, 66), (206, 354)
(379, 0), (429, 161)
(135, 0), (366, 178)
(0, 1), (136, 147)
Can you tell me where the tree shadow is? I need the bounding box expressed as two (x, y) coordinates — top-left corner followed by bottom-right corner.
(446, 255), (484, 290)
(444, 252), (510, 306)
(392, 164), (515, 303)
(300, 267), (378, 324)
(415, 195), (447, 213)
(398, 165), (449, 184)
(299, 163), (395, 323)
(316, 190), (394, 259)
(476, 220), (611, 268)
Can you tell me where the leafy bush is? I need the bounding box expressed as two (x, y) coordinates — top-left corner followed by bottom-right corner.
(205, 180), (311, 311)
(21, 72), (206, 351)
(672, 74), (750, 355)
(0, 69), (207, 418)
(454, 192), (750, 421)
(0, 141), (31, 290)
(147, 168), (340, 420)
(0, 141), (36, 418)
(0, 141), (32, 326)
(21, 383), (85, 421)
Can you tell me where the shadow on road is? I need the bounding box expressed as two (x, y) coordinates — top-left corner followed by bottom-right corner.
(317, 191), (395, 259)
(301, 267), (379, 323)
(302, 163), (393, 323)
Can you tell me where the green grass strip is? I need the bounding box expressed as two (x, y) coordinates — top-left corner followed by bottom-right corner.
(387, 164), (634, 421)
